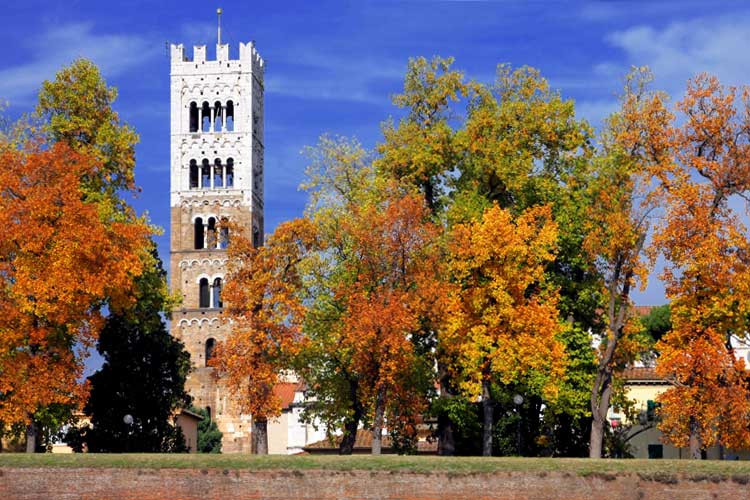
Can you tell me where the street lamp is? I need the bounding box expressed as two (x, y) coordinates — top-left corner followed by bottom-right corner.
(512, 394), (523, 456)
(123, 414), (134, 453)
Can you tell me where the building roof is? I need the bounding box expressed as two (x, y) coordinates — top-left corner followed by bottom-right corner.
(620, 367), (668, 384)
(273, 381), (305, 410)
(176, 408), (204, 421)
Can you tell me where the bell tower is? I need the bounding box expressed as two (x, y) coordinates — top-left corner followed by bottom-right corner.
(169, 24), (264, 453)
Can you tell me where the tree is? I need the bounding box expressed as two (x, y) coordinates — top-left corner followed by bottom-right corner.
(653, 74), (750, 458)
(295, 136), (377, 454)
(74, 246), (192, 453)
(443, 204), (565, 456)
(452, 64), (601, 456)
(0, 140), (149, 451)
(584, 67), (670, 458)
(336, 190), (444, 454)
(211, 219), (316, 454)
(640, 305), (671, 346)
(190, 406), (223, 453)
(376, 56), (467, 213)
(0, 59), (150, 452)
(37, 58), (139, 211)
(375, 58), (468, 454)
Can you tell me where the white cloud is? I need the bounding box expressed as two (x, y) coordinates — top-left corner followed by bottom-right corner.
(0, 23), (159, 106)
(605, 13), (750, 95)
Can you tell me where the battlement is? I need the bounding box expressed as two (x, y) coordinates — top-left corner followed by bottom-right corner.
(170, 42), (264, 75)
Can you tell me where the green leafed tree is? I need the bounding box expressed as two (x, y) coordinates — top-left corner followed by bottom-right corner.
(37, 58), (140, 215)
(190, 406), (223, 453)
(68, 245), (192, 453)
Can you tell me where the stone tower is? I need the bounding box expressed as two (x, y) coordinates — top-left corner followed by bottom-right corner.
(169, 38), (264, 453)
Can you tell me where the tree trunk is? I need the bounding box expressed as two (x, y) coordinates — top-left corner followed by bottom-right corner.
(589, 271), (633, 459)
(371, 387), (386, 455)
(339, 378), (363, 455)
(481, 379), (493, 457)
(589, 367), (612, 459)
(436, 362), (456, 456)
(253, 418), (268, 455)
(589, 417), (604, 459)
(424, 181), (435, 214)
(689, 416), (701, 459)
(25, 420), (37, 453)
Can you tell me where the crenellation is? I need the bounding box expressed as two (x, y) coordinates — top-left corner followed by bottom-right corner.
(170, 43), (187, 63)
(169, 42), (264, 69)
(216, 43), (229, 61)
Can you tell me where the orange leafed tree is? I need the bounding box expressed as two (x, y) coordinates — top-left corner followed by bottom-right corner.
(337, 190), (444, 454)
(0, 141), (149, 448)
(210, 218), (317, 454)
(653, 74), (750, 458)
(443, 204), (565, 456)
(584, 67), (671, 458)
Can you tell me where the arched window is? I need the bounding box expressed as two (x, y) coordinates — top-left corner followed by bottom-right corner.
(189, 102), (199, 133)
(212, 278), (223, 308)
(213, 159), (223, 188)
(189, 159), (199, 189)
(219, 217), (230, 249)
(201, 159), (211, 188)
(205, 406), (212, 420)
(225, 158), (234, 188)
(213, 101), (223, 132)
(199, 278), (210, 308)
(194, 217), (204, 250)
(225, 101), (235, 131)
(205, 338), (216, 367)
(207, 217), (217, 249)
(201, 102), (211, 132)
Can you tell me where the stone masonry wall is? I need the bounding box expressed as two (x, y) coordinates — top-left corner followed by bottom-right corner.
(3, 468), (750, 500)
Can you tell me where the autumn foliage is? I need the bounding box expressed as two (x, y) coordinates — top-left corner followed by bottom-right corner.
(443, 204), (565, 455)
(210, 218), (317, 453)
(0, 141), (149, 429)
(653, 74), (750, 456)
(9, 55), (750, 459)
(336, 190), (444, 453)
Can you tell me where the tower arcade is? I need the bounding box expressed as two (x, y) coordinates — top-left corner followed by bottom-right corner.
(169, 38), (264, 453)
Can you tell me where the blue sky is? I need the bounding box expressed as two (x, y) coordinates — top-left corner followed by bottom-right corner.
(4, 0), (750, 308)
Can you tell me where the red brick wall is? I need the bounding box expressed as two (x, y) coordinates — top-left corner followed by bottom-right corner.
(1, 467), (748, 500)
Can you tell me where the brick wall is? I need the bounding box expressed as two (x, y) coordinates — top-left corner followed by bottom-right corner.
(2, 467), (749, 500)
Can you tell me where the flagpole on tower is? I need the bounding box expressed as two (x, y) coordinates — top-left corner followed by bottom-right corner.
(217, 8), (223, 45)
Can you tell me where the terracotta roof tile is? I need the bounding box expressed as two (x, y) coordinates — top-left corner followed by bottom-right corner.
(273, 382), (299, 410)
(621, 367), (663, 381)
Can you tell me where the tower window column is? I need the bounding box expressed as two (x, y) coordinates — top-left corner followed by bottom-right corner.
(214, 101), (223, 132)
